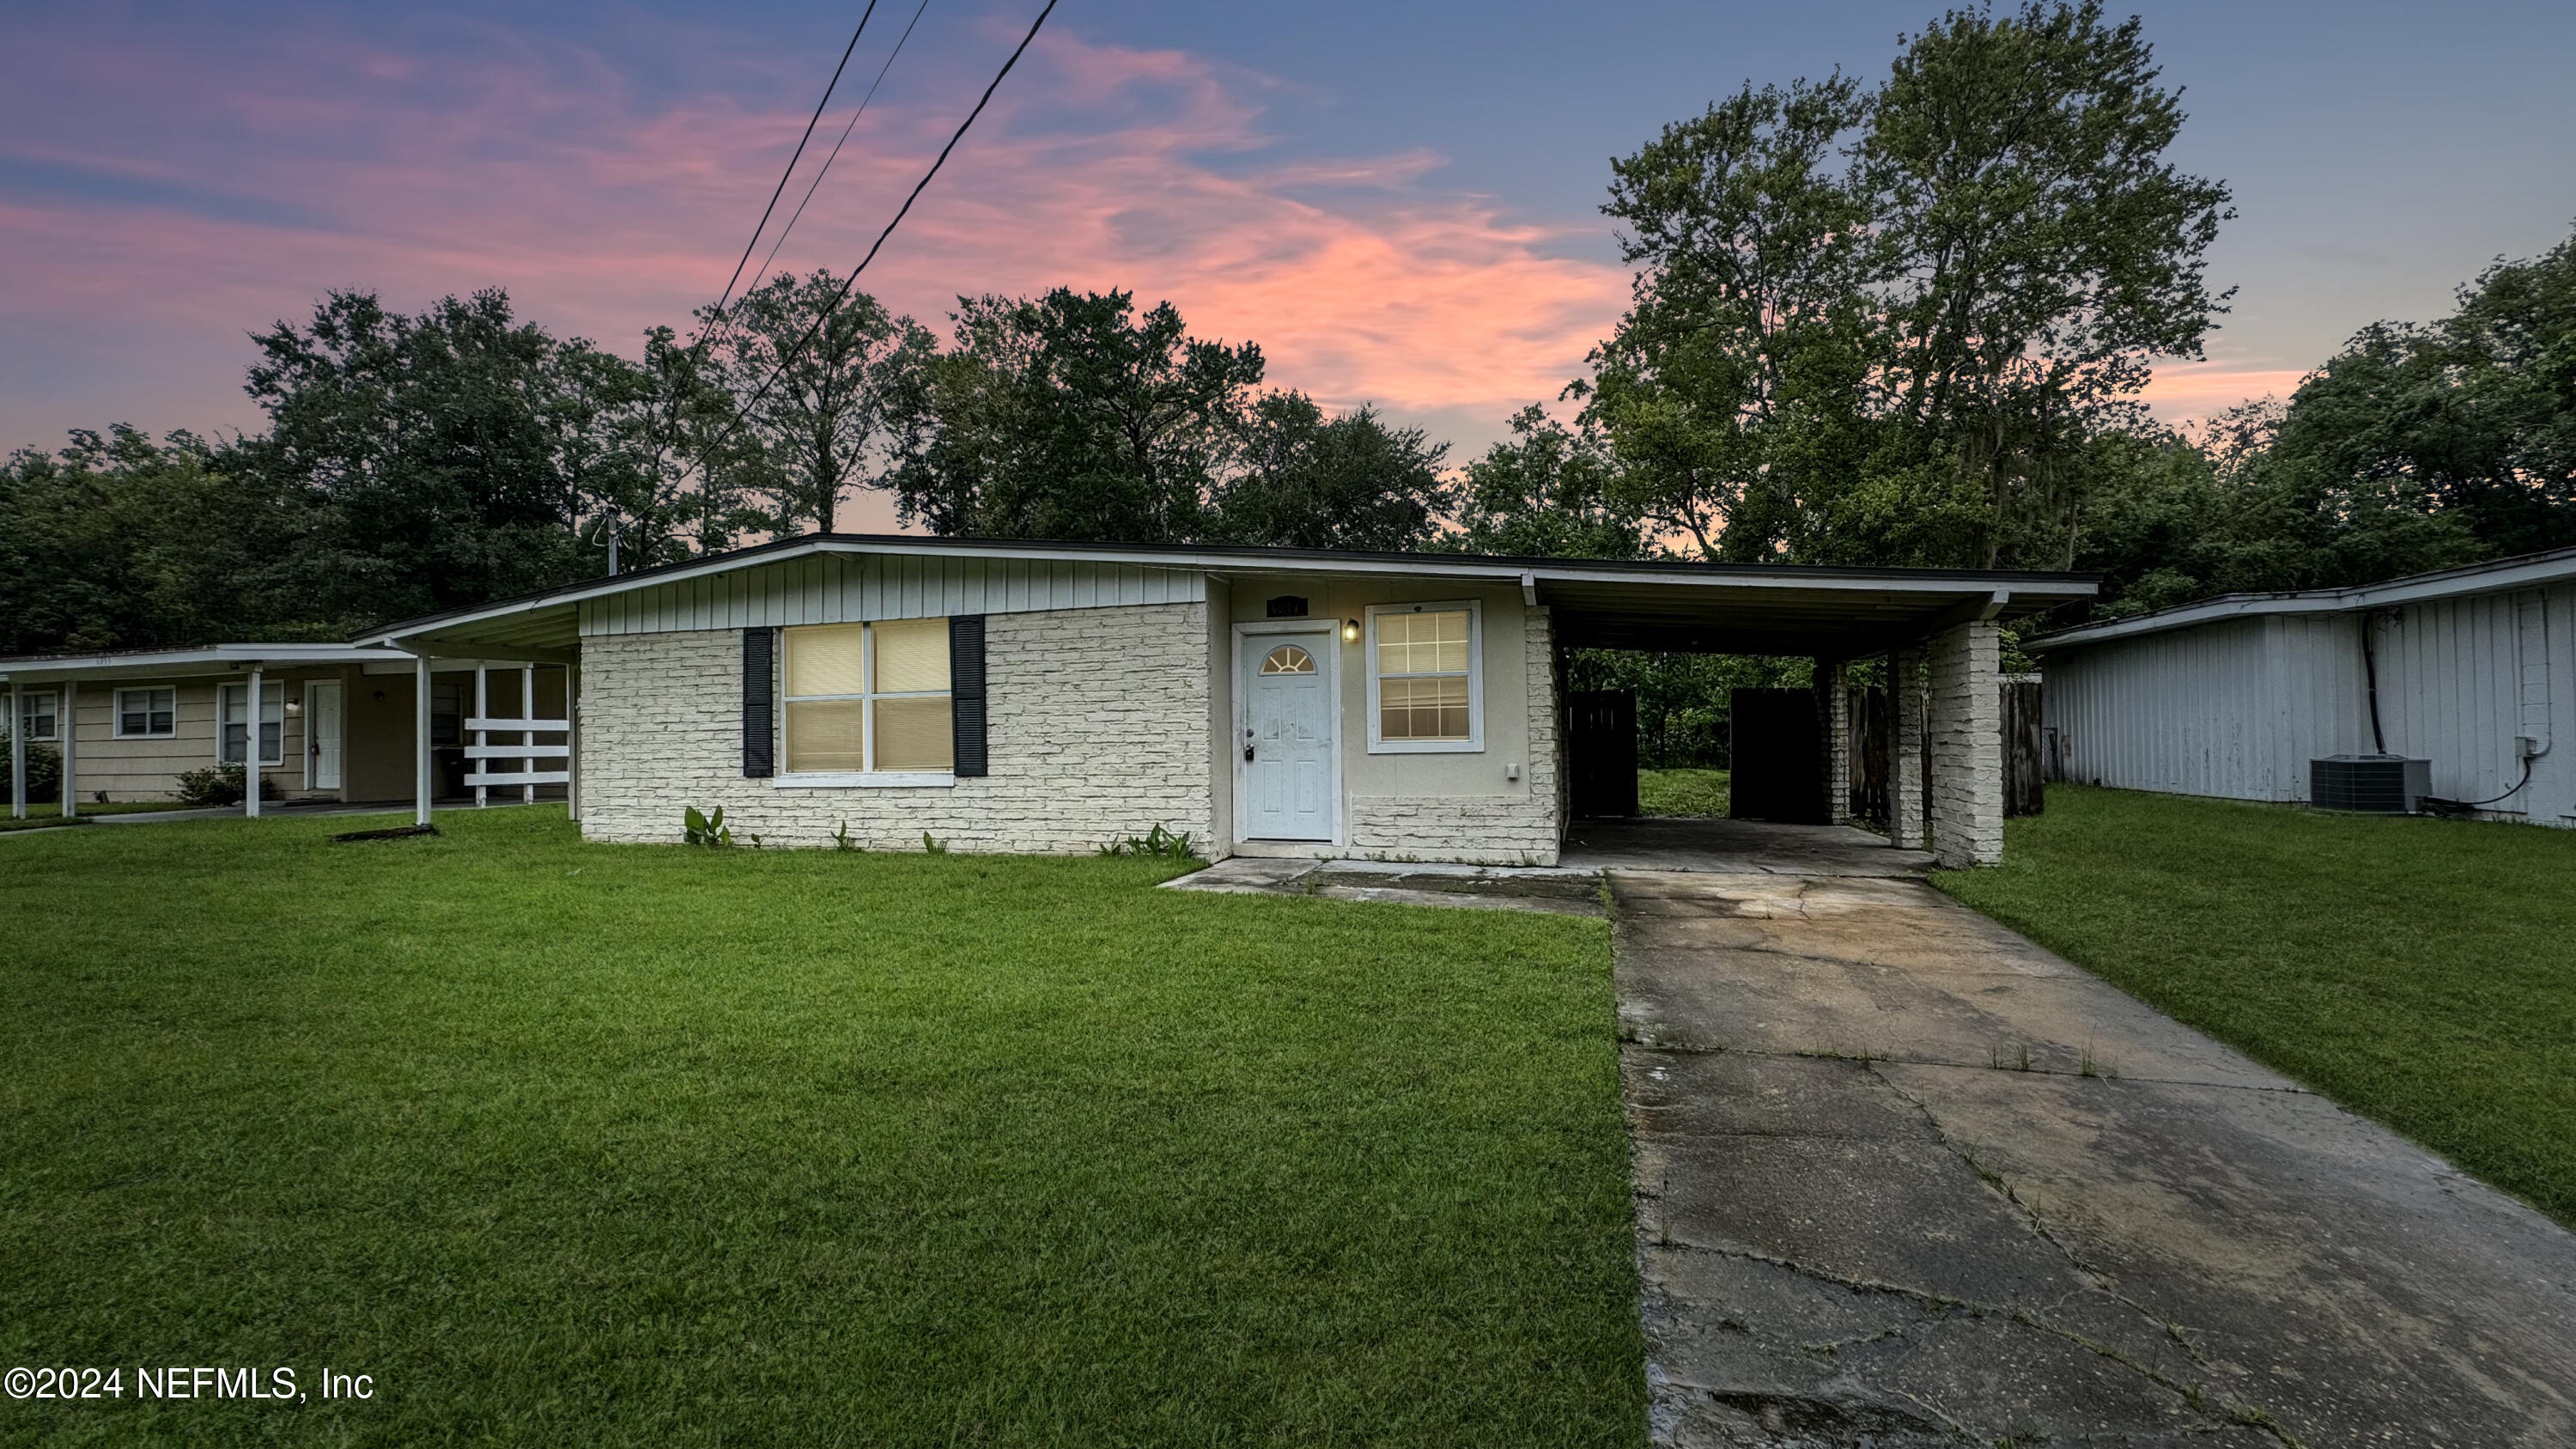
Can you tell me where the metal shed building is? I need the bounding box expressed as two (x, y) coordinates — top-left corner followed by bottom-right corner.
(2026, 546), (2576, 826)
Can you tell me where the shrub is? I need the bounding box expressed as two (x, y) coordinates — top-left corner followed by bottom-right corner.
(173, 764), (277, 808)
(2, 742), (63, 804)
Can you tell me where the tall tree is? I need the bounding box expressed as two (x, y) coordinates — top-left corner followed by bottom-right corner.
(707, 271), (931, 533)
(1445, 406), (1646, 560)
(1582, 76), (1880, 562)
(1864, 0), (2234, 569)
(883, 289), (1265, 542)
(240, 289), (603, 622)
(1212, 393), (1451, 551)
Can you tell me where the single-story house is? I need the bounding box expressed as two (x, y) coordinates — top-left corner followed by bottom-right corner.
(2, 644), (574, 818)
(357, 534), (2094, 867)
(2028, 545), (2576, 825)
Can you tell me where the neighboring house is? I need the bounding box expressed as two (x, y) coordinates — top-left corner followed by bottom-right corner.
(359, 534), (2093, 867)
(2028, 545), (2576, 825)
(1, 644), (573, 816)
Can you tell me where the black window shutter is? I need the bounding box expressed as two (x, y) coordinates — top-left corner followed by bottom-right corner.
(743, 627), (777, 777)
(950, 615), (987, 776)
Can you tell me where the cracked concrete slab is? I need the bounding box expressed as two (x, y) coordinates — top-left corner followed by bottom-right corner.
(1157, 855), (1605, 915)
(1564, 818), (1937, 878)
(1613, 868), (2576, 1447)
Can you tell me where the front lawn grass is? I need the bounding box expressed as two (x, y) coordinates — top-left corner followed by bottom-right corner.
(0, 808), (1643, 1446)
(1935, 786), (2576, 1226)
(1637, 768), (1729, 817)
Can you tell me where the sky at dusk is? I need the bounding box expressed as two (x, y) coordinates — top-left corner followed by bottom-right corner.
(7, 0), (2573, 533)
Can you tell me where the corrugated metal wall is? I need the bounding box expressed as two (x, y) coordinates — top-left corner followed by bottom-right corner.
(579, 551), (1206, 636)
(2043, 581), (2573, 825)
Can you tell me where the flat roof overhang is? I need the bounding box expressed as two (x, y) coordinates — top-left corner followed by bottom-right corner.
(355, 533), (2098, 660)
(0, 643), (416, 685)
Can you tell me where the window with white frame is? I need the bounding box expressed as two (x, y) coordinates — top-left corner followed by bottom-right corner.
(113, 688), (174, 740)
(15, 690), (59, 742)
(1367, 601), (1481, 752)
(218, 682), (284, 765)
(781, 619), (953, 776)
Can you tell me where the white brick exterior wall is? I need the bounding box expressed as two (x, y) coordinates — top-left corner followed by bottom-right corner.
(1342, 606), (1563, 865)
(579, 603), (1213, 852)
(1819, 660), (1851, 825)
(1927, 619), (2003, 867)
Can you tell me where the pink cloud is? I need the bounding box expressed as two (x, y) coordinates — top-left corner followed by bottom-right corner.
(0, 15), (1626, 473)
(2136, 359), (2314, 425)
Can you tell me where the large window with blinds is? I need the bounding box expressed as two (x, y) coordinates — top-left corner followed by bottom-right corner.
(1365, 600), (1483, 752)
(781, 620), (954, 777)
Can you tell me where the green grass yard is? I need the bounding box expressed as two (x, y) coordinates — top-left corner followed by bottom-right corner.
(1936, 785), (2576, 1226)
(0, 808), (1643, 1446)
(1636, 768), (1728, 817)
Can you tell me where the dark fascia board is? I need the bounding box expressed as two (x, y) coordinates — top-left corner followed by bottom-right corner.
(0, 642), (412, 683)
(2026, 543), (2576, 653)
(354, 532), (2101, 648)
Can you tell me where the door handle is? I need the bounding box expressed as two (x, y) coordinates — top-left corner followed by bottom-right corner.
(1243, 745), (1255, 762)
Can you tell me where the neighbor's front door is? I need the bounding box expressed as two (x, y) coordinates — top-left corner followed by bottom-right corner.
(307, 680), (343, 791)
(1242, 634), (1334, 841)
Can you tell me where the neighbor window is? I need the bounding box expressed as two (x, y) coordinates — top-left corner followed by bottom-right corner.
(15, 690), (59, 742)
(113, 688), (174, 740)
(1368, 602), (1481, 752)
(782, 620), (953, 776)
(218, 681), (284, 766)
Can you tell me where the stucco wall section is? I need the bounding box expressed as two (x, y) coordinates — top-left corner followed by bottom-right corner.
(579, 602), (1214, 852)
(1342, 604), (1563, 865)
(1928, 619), (2004, 867)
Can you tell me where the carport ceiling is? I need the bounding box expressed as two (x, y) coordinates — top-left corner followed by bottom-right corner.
(1536, 576), (2087, 655)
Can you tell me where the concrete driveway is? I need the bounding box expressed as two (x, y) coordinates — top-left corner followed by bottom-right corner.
(1615, 867), (2576, 1446)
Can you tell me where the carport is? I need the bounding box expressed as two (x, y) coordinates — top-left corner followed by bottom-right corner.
(1522, 561), (2096, 867)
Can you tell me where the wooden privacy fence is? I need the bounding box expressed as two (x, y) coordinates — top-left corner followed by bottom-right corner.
(1843, 679), (2044, 827)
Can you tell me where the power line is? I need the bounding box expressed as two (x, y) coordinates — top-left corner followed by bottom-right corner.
(706, 1), (884, 336)
(719, 0), (1057, 441)
(740, 0), (936, 310)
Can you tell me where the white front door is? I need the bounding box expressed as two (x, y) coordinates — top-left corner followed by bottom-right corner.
(1242, 633), (1336, 841)
(307, 680), (343, 790)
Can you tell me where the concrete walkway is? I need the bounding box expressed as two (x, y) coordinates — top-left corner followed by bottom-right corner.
(1616, 868), (2576, 1446)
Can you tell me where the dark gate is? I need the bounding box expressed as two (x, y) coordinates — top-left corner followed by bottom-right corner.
(1729, 688), (1826, 824)
(1565, 689), (1639, 818)
(1846, 685), (1891, 829)
(2004, 680), (2044, 817)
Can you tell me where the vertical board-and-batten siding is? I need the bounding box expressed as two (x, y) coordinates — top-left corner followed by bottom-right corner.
(2043, 580), (2572, 824)
(580, 552), (1206, 636)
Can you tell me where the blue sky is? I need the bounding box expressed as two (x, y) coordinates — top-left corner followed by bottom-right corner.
(6, 0), (2571, 528)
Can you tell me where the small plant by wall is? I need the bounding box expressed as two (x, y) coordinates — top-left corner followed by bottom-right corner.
(1098, 825), (1198, 860)
(682, 806), (733, 847)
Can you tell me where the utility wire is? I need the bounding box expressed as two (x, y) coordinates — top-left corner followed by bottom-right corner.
(718, 0), (1057, 443)
(705, 1), (884, 337)
(739, 0), (936, 311)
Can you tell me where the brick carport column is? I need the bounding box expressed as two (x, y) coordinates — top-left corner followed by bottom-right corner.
(1888, 644), (1928, 850)
(1926, 618), (2004, 867)
(1814, 658), (1850, 825)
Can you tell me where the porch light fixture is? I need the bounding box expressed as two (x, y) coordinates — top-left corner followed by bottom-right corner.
(1341, 619), (1360, 643)
(284, 699), (302, 716)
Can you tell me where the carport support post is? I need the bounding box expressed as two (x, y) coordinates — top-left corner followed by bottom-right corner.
(564, 661), (580, 824)
(1926, 619), (2004, 867)
(1815, 659), (1850, 825)
(1889, 645), (1927, 851)
(413, 654), (434, 829)
(9, 682), (25, 819)
(59, 681), (76, 819)
(245, 666), (263, 818)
